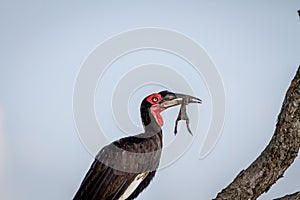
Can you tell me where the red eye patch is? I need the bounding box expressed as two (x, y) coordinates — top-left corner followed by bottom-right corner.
(146, 94), (162, 105)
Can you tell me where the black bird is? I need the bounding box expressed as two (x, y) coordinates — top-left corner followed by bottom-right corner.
(73, 90), (201, 200)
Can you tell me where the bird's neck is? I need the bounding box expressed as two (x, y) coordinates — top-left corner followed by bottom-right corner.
(140, 105), (163, 138)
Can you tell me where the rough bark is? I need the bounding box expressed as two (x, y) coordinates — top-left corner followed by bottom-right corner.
(214, 66), (300, 200)
(274, 191), (300, 200)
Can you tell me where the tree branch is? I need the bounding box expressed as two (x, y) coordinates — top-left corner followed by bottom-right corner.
(214, 66), (300, 200)
(274, 191), (300, 200)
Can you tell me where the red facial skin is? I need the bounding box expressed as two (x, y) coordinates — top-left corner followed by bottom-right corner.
(146, 94), (165, 127)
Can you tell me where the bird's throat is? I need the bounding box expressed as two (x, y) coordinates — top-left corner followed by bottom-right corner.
(150, 106), (164, 127)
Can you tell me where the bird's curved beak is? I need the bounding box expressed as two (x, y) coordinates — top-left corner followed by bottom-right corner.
(159, 92), (202, 109)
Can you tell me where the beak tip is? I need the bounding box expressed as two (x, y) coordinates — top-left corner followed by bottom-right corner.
(191, 98), (202, 104)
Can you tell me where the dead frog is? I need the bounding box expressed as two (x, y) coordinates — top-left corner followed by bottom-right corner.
(174, 95), (202, 135)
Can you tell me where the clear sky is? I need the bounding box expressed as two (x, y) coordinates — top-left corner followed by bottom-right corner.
(0, 1), (300, 199)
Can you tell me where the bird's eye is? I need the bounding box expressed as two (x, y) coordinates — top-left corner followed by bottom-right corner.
(146, 94), (162, 105)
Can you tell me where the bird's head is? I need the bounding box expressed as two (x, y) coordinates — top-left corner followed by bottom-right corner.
(140, 90), (201, 131)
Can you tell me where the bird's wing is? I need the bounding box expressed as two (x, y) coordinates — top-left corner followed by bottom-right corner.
(125, 171), (156, 200)
(73, 135), (162, 200)
(73, 158), (137, 200)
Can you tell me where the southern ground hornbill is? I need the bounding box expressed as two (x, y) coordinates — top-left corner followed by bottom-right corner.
(73, 90), (201, 200)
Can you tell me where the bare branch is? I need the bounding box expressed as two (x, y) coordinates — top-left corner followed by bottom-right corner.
(214, 66), (300, 200)
(274, 191), (300, 200)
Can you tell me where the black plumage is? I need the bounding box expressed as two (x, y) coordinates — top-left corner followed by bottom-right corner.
(73, 134), (162, 200)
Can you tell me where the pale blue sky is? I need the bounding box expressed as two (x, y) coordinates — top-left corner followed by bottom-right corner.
(0, 1), (300, 199)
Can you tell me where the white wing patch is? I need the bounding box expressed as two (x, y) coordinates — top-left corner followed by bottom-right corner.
(119, 172), (149, 200)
